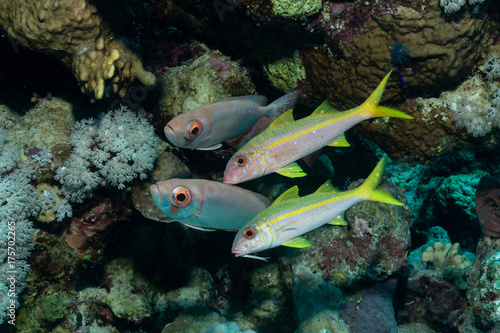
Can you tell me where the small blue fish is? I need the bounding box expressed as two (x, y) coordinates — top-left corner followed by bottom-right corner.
(164, 92), (299, 150)
(150, 178), (272, 231)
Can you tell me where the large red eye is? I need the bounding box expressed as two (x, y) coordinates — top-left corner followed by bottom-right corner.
(243, 228), (256, 239)
(234, 155), (247, 167)
(171, 186), (192, 207)
(186, 120), (203, 139)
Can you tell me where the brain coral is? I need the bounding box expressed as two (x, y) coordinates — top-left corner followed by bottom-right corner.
(303, 0), (485, 109)
(0, 0), (155, 101)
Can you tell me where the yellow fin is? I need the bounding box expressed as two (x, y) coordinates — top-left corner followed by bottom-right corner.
(359, 71), (413, 120)
(282, 236), (311, 248)
(273, 186), (300, 204)
(314, 180), (339, 194)
(357, 156), (404, 206)
(267, 109), (294, 130)
(276, 162), (307, 178)
(327, 133), (350, 147)
(311, 100), (340, 115)
(328, 215), (348, 226)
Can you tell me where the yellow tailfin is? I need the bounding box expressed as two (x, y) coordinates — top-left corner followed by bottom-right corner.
(356, 156), (404, 206)
(358, 71), (413, 120)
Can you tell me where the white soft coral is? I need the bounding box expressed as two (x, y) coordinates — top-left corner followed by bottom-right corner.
(451, 95), (492, 137)
(440, 0), (484, 14)
(485, 52), (500, 80)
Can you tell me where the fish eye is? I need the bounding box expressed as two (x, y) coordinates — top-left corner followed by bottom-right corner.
(234, 155), (247, 167)
(243, 227), (256, 239)
(171, 186), (192, 207)
(186, 120), (203, 139)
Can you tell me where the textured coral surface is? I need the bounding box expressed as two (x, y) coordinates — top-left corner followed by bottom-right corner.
(0, 0), (155, 100)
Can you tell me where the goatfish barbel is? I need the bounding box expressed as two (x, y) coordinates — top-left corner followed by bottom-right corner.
(150, 178), (272, 231)
(231, 156), (403, 260)
(223, 71), (413, 184)
(164, 92), (299, 150)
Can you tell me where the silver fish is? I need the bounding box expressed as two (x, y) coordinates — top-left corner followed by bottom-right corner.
(164, 92), (298, 150)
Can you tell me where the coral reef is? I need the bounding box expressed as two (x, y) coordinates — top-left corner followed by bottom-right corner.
(400, 227), (473, 331)
(340, 277), (399, 333)
(0, 0), (155, 101)
(292, 264), (348, 333)
(285, 178), (410, 288)
(421, 242), (471, 271)
(0, 129), (42, 325)
(0, 0), (499, 331)
(302, 0), (485, 108)
(156, 42), (256, 127)
(55, 107), (159, 202)
(358, 73), (500, 164)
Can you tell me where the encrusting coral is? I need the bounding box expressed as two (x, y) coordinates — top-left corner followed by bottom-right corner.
(0, 0), (155, 101)
(422, 242), (471, 271)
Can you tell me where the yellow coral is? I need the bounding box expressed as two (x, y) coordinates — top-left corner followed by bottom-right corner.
(0, 0), (155, 101)
(422, 242), (471, 271)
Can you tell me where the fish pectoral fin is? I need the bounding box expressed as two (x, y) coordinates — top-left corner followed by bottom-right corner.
(282, 236), (311, 248)
(183, 223), (218, 231)
(273, 186), (300, 204)
(328, 215), (348, 226)
(276, 162), (307, 178)
(311, 100), (340, 115)
(267, 109), (295, 129)
(327, 133), (350, 147)
(195, 143), (223, 150)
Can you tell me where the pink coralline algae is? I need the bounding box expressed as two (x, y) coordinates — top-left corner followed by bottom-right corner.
(65, 196), (132, 256)
(398, 269), (468, 331)
(199, 58), (233, 82)
(306, 2), (396, 48)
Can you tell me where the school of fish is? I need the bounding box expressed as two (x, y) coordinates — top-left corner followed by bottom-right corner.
(152, 71), (413, 259)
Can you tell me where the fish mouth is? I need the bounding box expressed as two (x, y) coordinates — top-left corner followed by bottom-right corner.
(149, 184), (161, 202)
(223, 174), (236, 184)
(231, 248), (245, 257)
(163, 125), (176, 144)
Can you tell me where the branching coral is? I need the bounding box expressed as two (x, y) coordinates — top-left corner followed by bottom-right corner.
(0, 0), (155, 101)
(422, 242), (471, 270)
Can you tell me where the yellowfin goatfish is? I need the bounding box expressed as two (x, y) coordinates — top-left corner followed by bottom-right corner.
(223, 71), (413, 184)
(164, 92), (299, 150)
(150, 178), (272, 231)
(231, 156), (403, 260)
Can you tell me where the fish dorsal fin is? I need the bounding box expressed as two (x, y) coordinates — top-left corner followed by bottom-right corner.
(276, 162), (307, 178)
(267, 109), (295, 130)
(311, 100), (341, 115)
(327, 133), (350, 147)
(314, 180), (339, 194)
(282, 236), (311, 248)
(328, 215), (348, 226)
(211, 95), (268, 106)
(273, 185), (300, 204)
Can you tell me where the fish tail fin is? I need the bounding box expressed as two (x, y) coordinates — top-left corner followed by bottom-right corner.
(358, 71), (413, 120)
(267, 90), (300, 120)
(356, 156), (404, 206)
